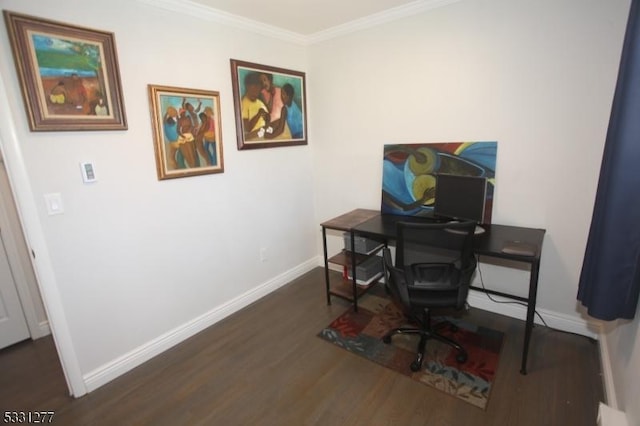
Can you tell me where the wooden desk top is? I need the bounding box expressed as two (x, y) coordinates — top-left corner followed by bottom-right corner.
(320, 209), (380, 232)
(474, 223), (545, 261)
(351, 213), (546, 262)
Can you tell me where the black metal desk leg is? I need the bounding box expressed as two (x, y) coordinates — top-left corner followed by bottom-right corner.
(351, 231), (358, 312)
(322, 227), (331, 306)
(521, 259), (541, 374)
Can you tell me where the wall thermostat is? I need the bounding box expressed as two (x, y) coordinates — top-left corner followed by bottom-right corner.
(80, 162), (97, 183)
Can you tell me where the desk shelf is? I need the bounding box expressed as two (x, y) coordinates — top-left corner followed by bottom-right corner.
(321, 209), (385, 311)
(327, 273), (381, 300)
(327, 247), (383, 267)
(327, 248), (384, 303)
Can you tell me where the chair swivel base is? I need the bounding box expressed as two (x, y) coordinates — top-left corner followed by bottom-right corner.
(382, 327), (468, 372)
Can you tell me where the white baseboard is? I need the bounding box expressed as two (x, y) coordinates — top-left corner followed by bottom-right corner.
(597, 327), (618, 409)
(467, 289), (599, 339)
(598, 402), (628, 426)
(36, 320), (51, 338)
(82, 258), (318, 392)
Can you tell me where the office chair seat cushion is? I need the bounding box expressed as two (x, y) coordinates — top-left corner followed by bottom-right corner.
(408, 289), (460, 309)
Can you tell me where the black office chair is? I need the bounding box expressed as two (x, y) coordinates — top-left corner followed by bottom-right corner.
(382, 220), (477, 372)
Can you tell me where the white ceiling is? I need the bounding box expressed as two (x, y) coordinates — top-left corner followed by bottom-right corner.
(188, 0), (446, 36)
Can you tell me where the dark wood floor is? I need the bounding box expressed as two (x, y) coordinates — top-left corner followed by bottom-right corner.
(1, 267), (603, 425)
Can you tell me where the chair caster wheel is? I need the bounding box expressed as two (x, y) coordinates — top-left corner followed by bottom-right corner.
(382, 335), (392, 344)
(410, 361), (422, 372)
(456, 352), (468, 363)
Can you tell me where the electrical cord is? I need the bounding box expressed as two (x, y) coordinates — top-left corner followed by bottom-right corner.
(475, 256), (599, 342)
(475, 255), (549, 327)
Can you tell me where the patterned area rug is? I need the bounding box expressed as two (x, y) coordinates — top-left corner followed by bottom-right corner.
(318, 289), (504, 409)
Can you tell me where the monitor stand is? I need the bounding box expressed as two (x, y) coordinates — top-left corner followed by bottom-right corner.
(444, 221), (486, 235)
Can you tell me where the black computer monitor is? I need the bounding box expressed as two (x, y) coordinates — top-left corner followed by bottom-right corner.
(433, 174), (487, 224)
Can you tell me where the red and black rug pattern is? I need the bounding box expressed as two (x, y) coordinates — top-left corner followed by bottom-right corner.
(318, 290), (504, 409)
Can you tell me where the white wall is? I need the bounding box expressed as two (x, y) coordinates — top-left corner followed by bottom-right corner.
(0, 0), (637, 415)
(310, 0), (629, 328)
(0, 0), (316, 393)
(309, 0), (636, 420)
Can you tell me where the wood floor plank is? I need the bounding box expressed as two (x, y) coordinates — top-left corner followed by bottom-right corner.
(0, 268), (603, 425)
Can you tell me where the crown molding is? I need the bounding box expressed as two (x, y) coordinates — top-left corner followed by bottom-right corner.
(307, 0), (461, 44)
(136, 0), (308, 45)
(137, 0), (460, 46)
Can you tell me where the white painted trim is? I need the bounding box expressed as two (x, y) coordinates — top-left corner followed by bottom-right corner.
(136, 0), (307, 45)
(137, 0), (461, 45)
(598, 402), (628, 426)
(467, 290), (600, 339)
(598, 326), (619, 408)
(0, 163), (48, 340)
(83, 258), (318, 392)
(38, 320), (51, 337)
(307, 0), (461, 44)
(0, 71), (86, 397)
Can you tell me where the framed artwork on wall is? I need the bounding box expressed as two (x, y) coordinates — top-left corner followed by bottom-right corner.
(230, 59), (308, 150)
(3, 11), (127, 131)
(148, 85), (224, 180)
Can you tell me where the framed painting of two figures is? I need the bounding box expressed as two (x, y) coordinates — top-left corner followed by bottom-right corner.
(230, 59), (308, 150)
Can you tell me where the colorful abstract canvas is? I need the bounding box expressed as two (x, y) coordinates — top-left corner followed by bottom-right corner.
(381, 142), (497, 220)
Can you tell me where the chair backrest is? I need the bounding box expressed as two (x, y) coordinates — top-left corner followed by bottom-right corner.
(396, 220), (476, 272)
(392, 220), (477, 310)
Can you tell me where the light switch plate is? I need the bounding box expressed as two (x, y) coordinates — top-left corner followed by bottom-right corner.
(44, 193), (64, 215)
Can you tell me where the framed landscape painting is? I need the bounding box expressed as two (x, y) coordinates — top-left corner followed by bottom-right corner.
(230, 59), (308, 150)
(3, 11), (127, 131)
(148, 85), (224, 180)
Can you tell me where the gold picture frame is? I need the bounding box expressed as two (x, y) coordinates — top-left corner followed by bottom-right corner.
(3, 11), (127, 131)
(230, 59), (308, 150)
(148, 85), (224, 180)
